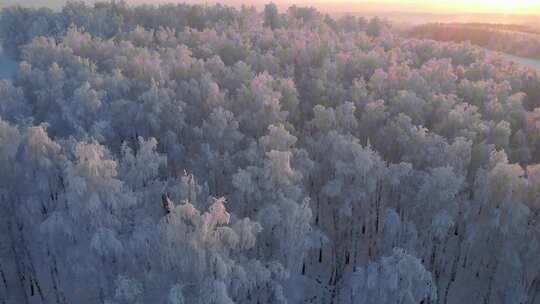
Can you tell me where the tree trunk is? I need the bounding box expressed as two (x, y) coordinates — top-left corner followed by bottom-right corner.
(483, 259), (499, 304)
(443, 227), (464, 304)
(7, 221), (29, 304)
(527, 273), (540, 304)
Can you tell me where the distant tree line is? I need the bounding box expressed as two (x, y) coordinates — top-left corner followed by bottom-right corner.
(410, 23), (540, 60)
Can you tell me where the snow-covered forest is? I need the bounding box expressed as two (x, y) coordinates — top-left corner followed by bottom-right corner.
(1, 2), (540, 303)
(410, 23), (540, 61)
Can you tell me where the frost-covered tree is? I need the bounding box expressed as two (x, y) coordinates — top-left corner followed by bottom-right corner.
(348, 248), (437, 304)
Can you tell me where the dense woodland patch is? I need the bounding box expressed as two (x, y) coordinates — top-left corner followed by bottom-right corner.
(2, 2), (540, 304)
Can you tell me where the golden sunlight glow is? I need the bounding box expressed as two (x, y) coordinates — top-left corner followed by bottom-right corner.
(309, 0), (540, 14)
(411, 0), (539, 14)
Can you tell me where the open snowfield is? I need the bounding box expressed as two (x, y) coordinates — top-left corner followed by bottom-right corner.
(480, 46), (540, 70)
(501, 52), (540, 70)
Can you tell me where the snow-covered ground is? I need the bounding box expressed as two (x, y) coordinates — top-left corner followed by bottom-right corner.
(0, 47), (17, 79)
(500, 53), (540, 70)
(484, 47), (540, 70)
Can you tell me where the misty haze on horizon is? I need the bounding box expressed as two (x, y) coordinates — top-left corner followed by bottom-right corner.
(2, 0), (539, 25)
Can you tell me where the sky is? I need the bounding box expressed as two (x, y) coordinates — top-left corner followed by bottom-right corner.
(344, 0), (540, 14)
(4, 0), (540, 15)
